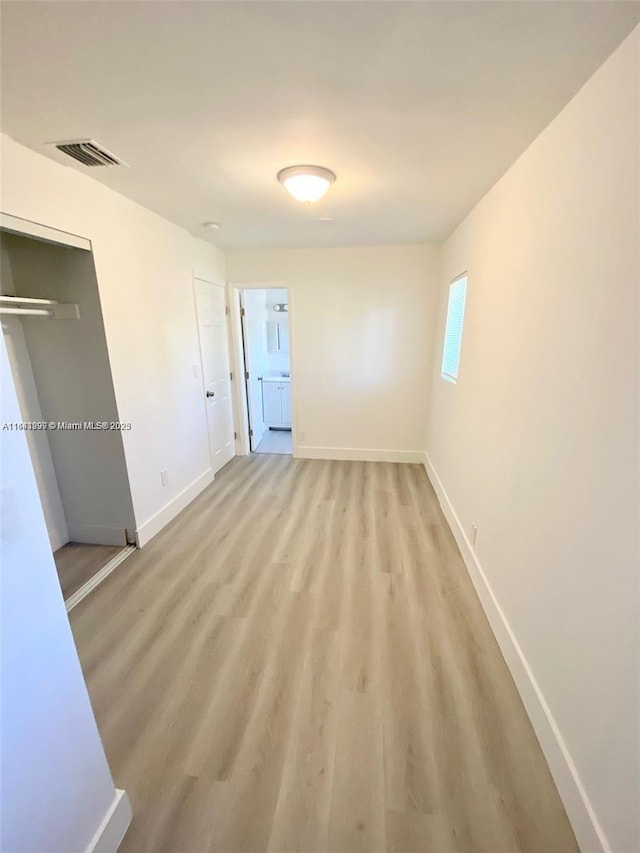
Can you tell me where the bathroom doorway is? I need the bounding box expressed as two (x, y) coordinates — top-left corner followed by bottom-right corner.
(239, 287), (292, 455)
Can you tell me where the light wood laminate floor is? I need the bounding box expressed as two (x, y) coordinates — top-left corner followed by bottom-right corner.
(70, 455), (577, 853)
(54, 542), (123, 600)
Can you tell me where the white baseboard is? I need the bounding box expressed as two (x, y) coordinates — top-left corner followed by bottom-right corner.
(86, 789), (132, 853)
(422, 452), (609, 853)
(135, 468), (214, 547)
(66, 545), (136, 612)
(296, 446), (424, 464)
(66, 523), (128, 547)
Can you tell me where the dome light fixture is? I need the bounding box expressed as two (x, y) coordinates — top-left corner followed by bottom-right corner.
(277, 164), (336, 203)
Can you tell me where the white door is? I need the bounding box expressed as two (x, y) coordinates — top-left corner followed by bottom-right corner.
(2, 317), (69, 550)
(194, 278), (235, 474)
(241, 290), (269, 450)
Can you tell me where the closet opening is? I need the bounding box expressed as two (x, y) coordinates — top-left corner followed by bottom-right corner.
(237, 287), (292, 456)
(1, 225), (136, 608)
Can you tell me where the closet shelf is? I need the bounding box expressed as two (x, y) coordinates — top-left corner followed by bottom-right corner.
(0, 295), (58, 305)
(0, 295), (80, 319)
(1, 307), (54, 317)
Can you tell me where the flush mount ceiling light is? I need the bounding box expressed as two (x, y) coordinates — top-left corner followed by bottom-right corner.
(203, 221), (220, 230)
(277, 165), (336, 203)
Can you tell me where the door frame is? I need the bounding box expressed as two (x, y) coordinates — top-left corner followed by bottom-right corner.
(227, 281), (296, 457)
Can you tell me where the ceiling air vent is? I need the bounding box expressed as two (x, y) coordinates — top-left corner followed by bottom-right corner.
(50, 139), (127, 167)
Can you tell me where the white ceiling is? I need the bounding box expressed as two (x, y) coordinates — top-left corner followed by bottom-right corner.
(1, 1), (638, 250)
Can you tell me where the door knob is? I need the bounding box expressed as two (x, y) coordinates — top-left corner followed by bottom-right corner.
(206, 390), (215, 398)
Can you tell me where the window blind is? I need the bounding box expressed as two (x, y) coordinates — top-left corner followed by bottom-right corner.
(441, 274), (467, 383)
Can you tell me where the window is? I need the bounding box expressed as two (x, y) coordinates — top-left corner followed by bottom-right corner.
(441, 274), (467, 383)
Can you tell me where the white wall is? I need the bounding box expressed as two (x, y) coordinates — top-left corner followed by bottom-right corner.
(0, 333), (128, 852)
(228, 245), (441, 462)
(425, 28), (639, 853)
(0, 134), (225, 545)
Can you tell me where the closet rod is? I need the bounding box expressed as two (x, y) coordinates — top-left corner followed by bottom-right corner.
(0, 307), (54, 317)
(0, 295), (58, 306)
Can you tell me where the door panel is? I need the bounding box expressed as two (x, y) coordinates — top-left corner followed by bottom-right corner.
(241, 290), (269, 450)
(262, 382), (281, 427)
(281, 383), (291, 427)
(194, 279), (235, 474)
(2, 317), (69, 550)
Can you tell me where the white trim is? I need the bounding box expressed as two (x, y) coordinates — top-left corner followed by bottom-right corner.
(228, 280), (289, 290)
(66, 523), (128, 547)
(422, 452), (610, 853)
(0, 212), (91, 251)
(298, 446), (424, 464)
(135, 468), (214, 547)
(66, 545), (136, 613)
(85, 789), (132, 853)
(286, 287), (298, 456)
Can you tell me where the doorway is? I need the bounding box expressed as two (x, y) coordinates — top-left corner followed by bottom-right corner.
(1, 225), (137, 608)
(240, 287), (292, 455)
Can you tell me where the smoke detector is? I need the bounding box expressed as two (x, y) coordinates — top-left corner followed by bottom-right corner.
(49, 138), (128, 167)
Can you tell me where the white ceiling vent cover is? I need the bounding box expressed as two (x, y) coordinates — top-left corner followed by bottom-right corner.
(50, 138), (128, 167)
